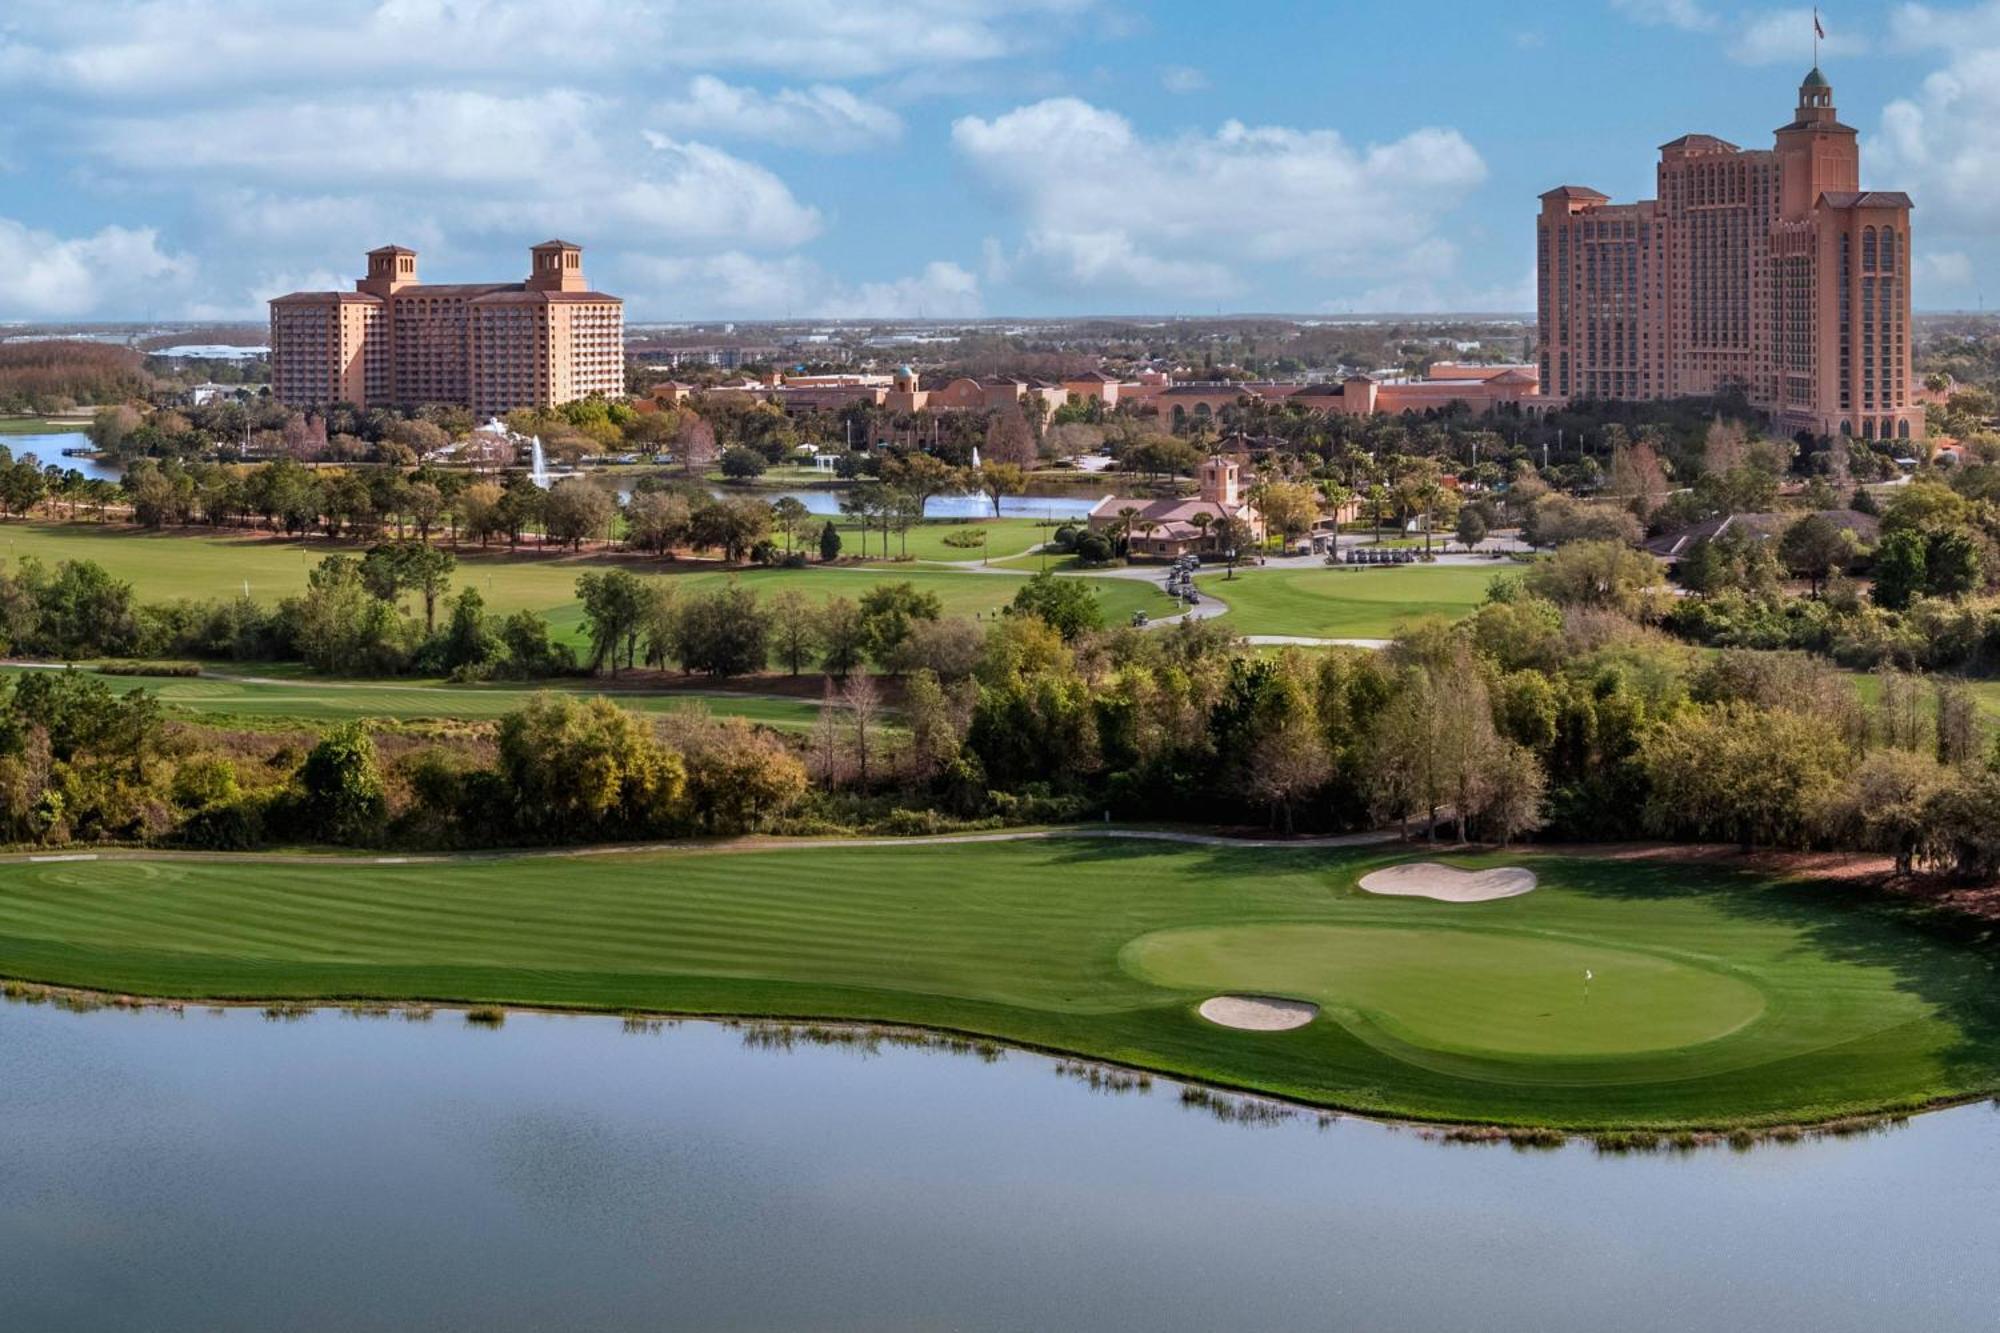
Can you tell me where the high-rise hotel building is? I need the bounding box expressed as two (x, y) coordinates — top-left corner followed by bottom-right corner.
(1537, 69), (1920, 441)
(269, 241), (624, 416)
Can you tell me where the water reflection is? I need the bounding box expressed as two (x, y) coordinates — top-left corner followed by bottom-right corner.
(2, 995), (1997, 1332)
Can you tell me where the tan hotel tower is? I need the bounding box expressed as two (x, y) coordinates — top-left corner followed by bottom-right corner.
(269, 241), (624, 416)
(1538, 69), (1919, 442)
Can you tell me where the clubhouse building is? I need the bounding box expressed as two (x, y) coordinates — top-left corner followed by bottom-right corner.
(1088, 455), (1269, 560)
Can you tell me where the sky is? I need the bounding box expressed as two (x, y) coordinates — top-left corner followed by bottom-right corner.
(0, 0), (1996, 322)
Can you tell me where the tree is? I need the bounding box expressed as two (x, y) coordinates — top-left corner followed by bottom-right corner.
(975, 462), (1026, 518)
(1777, 514), (1857, 597)
(672, 716), (807, 833)
(719, 446), (768, 480)
(843, 669), (882, 785)
(1256, 480), (1320, 551)
(1872, 529), (1928, 611)
(768, 589), (820, 674)
(675, 413), (719, 475)
(496, 693), (686, 839)
(541, 478), (616, 549)
(288, 555), (408, 674)
(437, 586), (500, 672)
(817, 597), (867, 678)
(903, 668), (963, 784)
(575, 568), (651, 675)
(817, 519), (842, 563)
(858, 580), (944, 669)
(881, 451), (963, 518)
(295, 722), (386, 844)
(669, 582), (770, 677)
(360, 540), (456, 633)
(1637, 701), (1849, 849)
(625, 489), (692, 555)
(1455, 505), (1489, 552)
(1212, 515), (1252, 579)
(984, 406), (1036, 468)
(1523, 540), (1663, 616)
(772, 496), (812, 554)
(690, 497), (772, 563)
(1010, 571), (1102, 641)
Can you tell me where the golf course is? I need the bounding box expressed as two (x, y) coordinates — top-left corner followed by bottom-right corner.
(0, 522), (1176, 644)
(0, 665), (831, 730)
(1194, 564), (1495, 638)
(3, 834), (1995, 1131)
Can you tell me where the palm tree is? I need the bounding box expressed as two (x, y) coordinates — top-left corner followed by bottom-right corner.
(1317, 480), (1353, 557)
(1115, 505), (1140, 556)
(1135, 518), (1159, 559)
(1190, 510), (1213, 554)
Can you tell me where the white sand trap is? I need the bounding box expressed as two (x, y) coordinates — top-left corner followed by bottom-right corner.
(1198, 995), (1319, 1031)
(1357, 862), (1538, 903)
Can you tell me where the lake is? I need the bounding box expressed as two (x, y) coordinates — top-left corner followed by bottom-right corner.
(3, 999), (1997, 1331)
(706, 487), (1103, 520)
(3, 431), (121, 483)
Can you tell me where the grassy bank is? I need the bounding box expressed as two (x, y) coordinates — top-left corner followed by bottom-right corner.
(0, 836), (1993, 1130)
(0, 521), (1175, 645)
(0, 666), (830, 730)
(1195, 564), (1495, 638)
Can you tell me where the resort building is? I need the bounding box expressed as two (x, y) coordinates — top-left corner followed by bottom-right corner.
(1124, 364), (1545, 430)
(1537, 67), (1920, 440)
(269, 242), (624, 416)
(1087, 455), (1268, 560)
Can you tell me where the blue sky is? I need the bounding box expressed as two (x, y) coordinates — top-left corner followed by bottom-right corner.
(0, 0), (1994, 321)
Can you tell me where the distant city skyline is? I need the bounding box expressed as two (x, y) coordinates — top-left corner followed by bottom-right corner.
(2, 1), (1996, 321)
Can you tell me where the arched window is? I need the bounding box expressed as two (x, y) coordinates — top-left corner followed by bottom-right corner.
(1839, 420), (1852, 437)
(1881, 230), (1897, 273)
(1862, 227), (1877, 271)
(1898, 418), (1911, 440)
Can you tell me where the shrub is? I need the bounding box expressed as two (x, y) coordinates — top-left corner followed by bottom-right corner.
(98, 661), (200, 678)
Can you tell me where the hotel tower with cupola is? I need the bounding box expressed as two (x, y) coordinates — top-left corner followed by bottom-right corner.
(269, 240), (624, 416)
(1537, 68), (1919, 442)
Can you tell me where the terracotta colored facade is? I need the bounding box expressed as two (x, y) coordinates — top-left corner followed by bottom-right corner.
(1538, 70), (1919, 441)
(270, 242), (624, 415)
(1128, 365), (1544, 429)
(1088, 455), (1267, 559)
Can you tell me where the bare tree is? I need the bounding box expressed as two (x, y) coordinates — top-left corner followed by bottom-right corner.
(842, 671), (882, 787)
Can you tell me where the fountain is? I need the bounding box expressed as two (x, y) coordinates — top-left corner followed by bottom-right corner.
(529, 435), (550, 489)
(971, 445), (982, 469)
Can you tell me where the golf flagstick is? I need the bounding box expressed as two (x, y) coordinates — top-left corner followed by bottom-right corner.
(1584, 968), (1593, 1004)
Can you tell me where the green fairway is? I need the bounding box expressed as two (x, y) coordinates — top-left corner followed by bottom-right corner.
(0, 667), (826, 730)
(0, 522), (1174, 644)
(0, 418), (91, 436)
(0, 838), (1994, 1130)
(846, 515), (1054, 563)
(1198, 564), (1496, 637)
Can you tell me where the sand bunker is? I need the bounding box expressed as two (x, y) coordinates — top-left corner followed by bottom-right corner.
(1197, 995), (1319, 1031)
(1357, 862), (1538, 903)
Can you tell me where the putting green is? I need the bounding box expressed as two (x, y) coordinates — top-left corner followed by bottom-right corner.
(1124, 924), (1768, 1057)
(0, 839), (1997, 1128)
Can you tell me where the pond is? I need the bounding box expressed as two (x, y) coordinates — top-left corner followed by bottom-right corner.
(2, 999), (1996, 1331)
(703, 487), (1103, 521)
(3, 431), (121, 483)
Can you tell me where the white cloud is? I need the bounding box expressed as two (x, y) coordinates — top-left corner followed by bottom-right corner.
(1610, 0), (1719, 32)
(0, 0), (1099, 92)
(651, 77), (903, 151)
(1159, 65), (1210, 94)
(620, 252), (981, 318)
(0, 219), (195, 318)
(83, 93), (822, 251)
(1731, 8), (1866, 64)
(950, 98), (1486, 299)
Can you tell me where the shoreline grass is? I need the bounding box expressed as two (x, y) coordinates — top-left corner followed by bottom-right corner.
(0, 835), (1993, 1131)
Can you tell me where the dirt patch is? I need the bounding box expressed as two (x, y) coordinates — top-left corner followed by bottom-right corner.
(1196, 995), (1318, 1031)
(1358, 862), (1537, 903)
